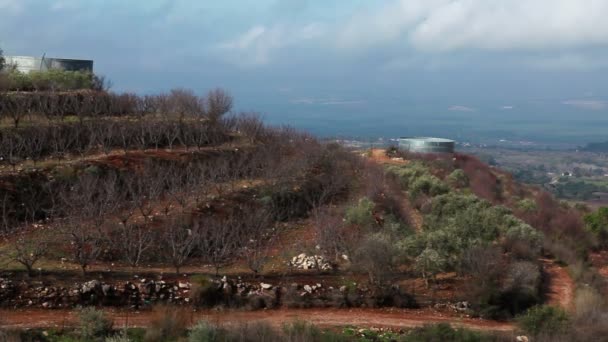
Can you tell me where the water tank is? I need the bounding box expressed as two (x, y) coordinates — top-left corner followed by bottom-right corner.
(5, 56), (93, 73)
(397, 137), (455, 154)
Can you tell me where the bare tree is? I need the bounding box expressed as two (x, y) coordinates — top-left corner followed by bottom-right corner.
(11, 232), (48, 277)
(112, 221), (155, 269)
(196, 216), (240, 276)
(206, 88), (232, 122)
(239, 210), (275, 277)
(168, 88), (203, 121)
(162, 216), (197, 275)
(59, 175), (114, 275)
(313, 207), (355, 262)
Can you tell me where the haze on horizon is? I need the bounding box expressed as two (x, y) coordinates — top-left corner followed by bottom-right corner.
(2, 0), (608, 144)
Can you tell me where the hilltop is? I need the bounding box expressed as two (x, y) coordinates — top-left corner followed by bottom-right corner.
(0, 88), (608, 341)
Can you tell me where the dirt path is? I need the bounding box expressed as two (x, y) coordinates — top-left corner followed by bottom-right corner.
(369, 149), (407, 166)
(367, 149), (423, 232)
(0, 308), (515, 333)
(541, 258), (575, 311)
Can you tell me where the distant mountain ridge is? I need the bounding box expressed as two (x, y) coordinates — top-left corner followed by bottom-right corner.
(582, 141), (608, 152)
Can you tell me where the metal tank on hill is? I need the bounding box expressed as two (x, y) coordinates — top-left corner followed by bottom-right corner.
(397, 137), (455, 154)
(5, 56), (93, 73)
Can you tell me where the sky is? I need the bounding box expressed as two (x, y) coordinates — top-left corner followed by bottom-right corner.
(2, 0), (608, 144)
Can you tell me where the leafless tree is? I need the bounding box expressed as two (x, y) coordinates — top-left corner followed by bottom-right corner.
(11, 231), (48, 277)
(313, 207), (354, 262)
(239, 210), (275, 277)
(63, 216), (106, 275)
(206, 88), (232, 123)
(161, 216), (197, 274)
(196, 216), (240, 276)
(112, 221), (155, 269)
(59, 174), (116, 275)
(168, 88), (204, 121)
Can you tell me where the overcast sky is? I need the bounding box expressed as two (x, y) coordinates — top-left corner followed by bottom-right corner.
(2, 0), (608, 141)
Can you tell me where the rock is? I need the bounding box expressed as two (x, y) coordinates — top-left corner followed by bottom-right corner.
(303, 285), (312, 293)
(516, 337), (529, 342)
(260, 283), (273, 290)
(178, 282), (189, 289)
(341, 254), (349, 261)
(339, 286), (347, 292)
(102, 284), (111, 296)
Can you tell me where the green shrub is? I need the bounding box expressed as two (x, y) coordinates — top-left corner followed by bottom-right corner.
(353, 232), (399, 284)
(345, 197), (376, 228)
(106, 331), (132, 342)
(77, 307), (114, 341)
(516, 199), (537, 212)
(516, 305), (570, 337)
(447, 169), (469, 188)
(144, 307), (189, 342)
(188, 321), (220, 342)
(190, 275), (224, 307)
(584, 207), (608, 248)
(283, 321), (348, 342)
(386, 162), (429, 189)
(403, 323), (493, 342)
(410, 174), (449, 199)
(6, 69), (96, 91)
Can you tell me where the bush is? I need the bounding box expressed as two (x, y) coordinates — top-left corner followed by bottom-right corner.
(403, 323), (493, 342)
(344, 197), (376, 228)
(189, 275), (225, 308)
(188, 321), (220, 342)
(517, 305), (570, 337)
(6, 69), (95, 91)
(410, 174), (449, 200)
(283, 321), (348, 342)
(77, 307), (114, 341)
(573, 287), (606, 323)
(353, 232), (398, 284)
(144, 306), (189, 342)
(386, 162), (430, 190)
(584, 207), (608, 248)
(447, 169), (469, 188)
(106, 331), (132, 342)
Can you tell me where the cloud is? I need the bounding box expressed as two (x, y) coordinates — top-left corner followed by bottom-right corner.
(291, 97), (365, 106)
(448, 105), (476, 112)
(216, 23), (325, 67)
(562, 100), (607, 110)
(500, 106), (514, 110)
(337, 1), (608, 52)
(525, 53), (608, 71)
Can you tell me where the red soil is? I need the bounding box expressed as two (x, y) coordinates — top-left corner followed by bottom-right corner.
(0, 308), (515, 332)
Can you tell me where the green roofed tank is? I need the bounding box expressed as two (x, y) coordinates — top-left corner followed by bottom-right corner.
(397, 137), (455, 154)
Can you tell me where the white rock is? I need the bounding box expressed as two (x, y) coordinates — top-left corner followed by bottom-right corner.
(303, 285), (312, 293)
(260, 283), (273, 290)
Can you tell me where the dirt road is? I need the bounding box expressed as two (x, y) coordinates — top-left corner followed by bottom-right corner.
(0, 308), (515, 333)
(541, 258), (575, 311)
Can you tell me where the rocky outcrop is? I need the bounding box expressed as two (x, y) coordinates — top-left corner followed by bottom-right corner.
(289, 253), (333, 271)
(0, 277), (191, 309)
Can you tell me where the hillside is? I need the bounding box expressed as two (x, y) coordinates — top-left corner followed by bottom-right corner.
(1, 89), (608, 341)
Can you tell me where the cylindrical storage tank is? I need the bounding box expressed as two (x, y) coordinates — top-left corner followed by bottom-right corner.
(4, 56), (93, 73)
(398, 137), (455, 154)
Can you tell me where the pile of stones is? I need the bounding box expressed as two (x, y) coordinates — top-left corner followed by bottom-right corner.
(289, 253), (333, 271)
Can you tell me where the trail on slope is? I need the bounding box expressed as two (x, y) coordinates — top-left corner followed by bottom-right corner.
(541, 258), (575, 311)
(0, 308), (514, 332)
